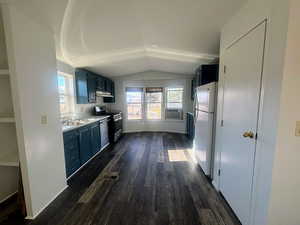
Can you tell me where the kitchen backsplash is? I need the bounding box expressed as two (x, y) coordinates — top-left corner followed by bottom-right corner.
(61, 97), (110, 121)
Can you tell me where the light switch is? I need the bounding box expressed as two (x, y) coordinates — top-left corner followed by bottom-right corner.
(41, 115), (48, 125)
(295, 121), (300, 136)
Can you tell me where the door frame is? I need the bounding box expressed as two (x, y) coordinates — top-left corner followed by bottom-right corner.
(220, 19), (268, 225)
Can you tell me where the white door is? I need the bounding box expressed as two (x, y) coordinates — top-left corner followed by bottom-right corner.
(194, 110), (214, 175)
(220, 22), (266, 225)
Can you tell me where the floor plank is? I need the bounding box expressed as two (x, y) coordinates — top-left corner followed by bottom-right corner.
(1, 132), (241, 225)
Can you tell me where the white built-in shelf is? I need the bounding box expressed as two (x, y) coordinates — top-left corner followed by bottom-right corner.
(0, 117), (15, 123)
(0, 69), (9, 76)
(0, 151), (19, 167)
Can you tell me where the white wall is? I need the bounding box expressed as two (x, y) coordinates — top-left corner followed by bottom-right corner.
(214, 0), (290, 225)
(109, 71), (193, 133)
(2, 2), (67, 218)
(267, 1), (300, 224)
(57, 60), (106, 118)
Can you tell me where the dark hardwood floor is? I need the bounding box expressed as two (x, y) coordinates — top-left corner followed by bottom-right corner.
(2, 132), (240, 225)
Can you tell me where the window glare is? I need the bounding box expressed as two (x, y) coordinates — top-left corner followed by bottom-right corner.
(167, 87), (183, 109)
(126, 86), (183, 120)
(57, 73), (75, 116)
(146, 92), (162, 120)
(126, 91), (142, 120)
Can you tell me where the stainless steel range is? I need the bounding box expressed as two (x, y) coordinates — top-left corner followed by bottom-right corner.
(94, 106), (123, 143)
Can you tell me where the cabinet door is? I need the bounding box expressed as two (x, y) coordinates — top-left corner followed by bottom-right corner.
(91, 122), (101, 154)
(105, 79), (112, 94)
(63, 130), (81, 177)
(100, 119), (109, 149)
(75, 69), (88, 104)
(87, 74), (97, 103)
(97, 76), (105, 92)
(103, 81), (115, 103)
(79, 126), (93, 164)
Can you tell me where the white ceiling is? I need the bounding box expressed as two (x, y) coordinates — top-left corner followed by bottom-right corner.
(31, 0), (245, 76)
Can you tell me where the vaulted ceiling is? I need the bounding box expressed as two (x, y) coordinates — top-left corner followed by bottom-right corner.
(31, 0), (245, 76)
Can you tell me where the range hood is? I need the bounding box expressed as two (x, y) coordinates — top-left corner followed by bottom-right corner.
(96, 91), (113, 97)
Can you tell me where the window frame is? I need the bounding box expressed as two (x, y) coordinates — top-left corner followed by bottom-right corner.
(126, 87), (144, 121)
(145, 87), (163, 121)
(125, 86), (184, 122)
(57, 72), (75, 117)
(165, 87), (184, 110)
(165, 87), (184, 121)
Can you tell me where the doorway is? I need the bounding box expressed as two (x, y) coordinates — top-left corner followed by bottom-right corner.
(220, 21), (267, 225)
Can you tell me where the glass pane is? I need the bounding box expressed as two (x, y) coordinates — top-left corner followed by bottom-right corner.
(167, 90), (183, 103)
(146, 92), (162, 103)
(57, 75), (66, 94)
(127, 103), (142, 120)
(147, 103), (161, 119)
(127, 91), (142, 103)
(167, 102), (183, 109)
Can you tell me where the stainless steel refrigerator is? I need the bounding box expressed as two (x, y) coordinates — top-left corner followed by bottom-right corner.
(193, 82), (216, 177)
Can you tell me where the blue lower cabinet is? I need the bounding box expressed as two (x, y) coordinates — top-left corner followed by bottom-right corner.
(63, 130), (81, 177)
(79, 126), (93, 164)
(91, 122), (101, 154)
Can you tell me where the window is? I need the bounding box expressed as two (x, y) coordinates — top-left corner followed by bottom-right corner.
(166, 87), (183, 109)
(125, 86), (184, 121)
(126, 87), (143, 120)
(57, 73), (75, 116)
(165, 87), (184, 120)
(146, 87), (163, 120)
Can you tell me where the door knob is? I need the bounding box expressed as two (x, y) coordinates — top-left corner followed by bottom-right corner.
(243, 131), (254, 139)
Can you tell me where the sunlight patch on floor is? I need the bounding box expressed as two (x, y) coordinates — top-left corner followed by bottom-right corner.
(186, 148), (197, 163)
(168, 150), (188, 162)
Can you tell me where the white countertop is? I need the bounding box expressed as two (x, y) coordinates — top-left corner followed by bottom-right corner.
(62, 115), (110, 132)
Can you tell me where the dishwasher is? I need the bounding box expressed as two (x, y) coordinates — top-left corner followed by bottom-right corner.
(100, 119), (109, 150)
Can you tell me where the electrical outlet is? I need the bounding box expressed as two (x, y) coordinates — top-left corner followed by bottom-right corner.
(41, 115), (48, 125)
(295, 121), (300, 136)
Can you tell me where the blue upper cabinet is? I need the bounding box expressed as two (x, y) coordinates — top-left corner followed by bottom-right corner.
(87, 73), (97, 103)
(75, 69), (89, 104)
(75, 68), (115, 104)
(97, 76), (106, 92)
(103, 81), (115, 103)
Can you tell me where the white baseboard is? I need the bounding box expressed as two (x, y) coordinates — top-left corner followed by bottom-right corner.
(212, 180), (219, 191)
(123, 130), (187, 134)
(25, 185), (68, 220)
(0, 191), (18, 204)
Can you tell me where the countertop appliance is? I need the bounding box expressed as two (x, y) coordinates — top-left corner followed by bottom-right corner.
(193, 82), (216, 177)
(94, 106), (122, 143)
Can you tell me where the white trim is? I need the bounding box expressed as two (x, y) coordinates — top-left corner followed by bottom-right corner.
(0, 117), (15, 123)
(0, 191), (17, 204)
(123, 130), (187, 134)
(212, 180), (218, 191)
(25, 185), (69, 220)
(0, 69), (9, 75)
(249, 19), (269, 225)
